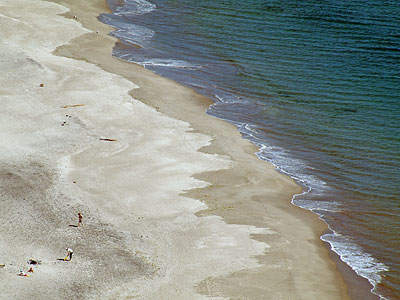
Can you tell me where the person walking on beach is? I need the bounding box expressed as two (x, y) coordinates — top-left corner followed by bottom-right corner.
(77, 212), (83, 227)
(64, 248), (73, 261)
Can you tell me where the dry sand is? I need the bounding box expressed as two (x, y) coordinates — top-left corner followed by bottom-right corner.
(0, 0), (351, 299)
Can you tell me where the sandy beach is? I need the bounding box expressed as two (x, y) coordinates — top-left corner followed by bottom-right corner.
(0, 0), (351, 299)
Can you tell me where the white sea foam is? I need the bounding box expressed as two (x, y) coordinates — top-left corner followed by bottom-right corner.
(237, 123), (328, 192)
(294, 199), (341, 213)
(101, 14), (155, 47)
(213, 94), (250, 104)
(203, 118), (328, 194)
(115, 0), (156, 16)
(136, 58), (202, 69)
(321, 232), (389, 296)
(213, 120), (389, 299)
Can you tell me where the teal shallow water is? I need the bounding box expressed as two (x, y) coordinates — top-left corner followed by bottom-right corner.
(100, 0), (400, 298)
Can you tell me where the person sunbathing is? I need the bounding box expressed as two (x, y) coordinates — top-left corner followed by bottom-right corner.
(18, 270), (29, 277)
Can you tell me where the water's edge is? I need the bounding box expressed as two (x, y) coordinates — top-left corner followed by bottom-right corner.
(237, 119), (382, 299)
(98, 1), (394, 299)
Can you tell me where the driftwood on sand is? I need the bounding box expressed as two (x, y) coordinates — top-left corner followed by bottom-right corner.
(62, 104), (85, 108)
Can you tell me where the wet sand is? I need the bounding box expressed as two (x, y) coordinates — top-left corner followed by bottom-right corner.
(0, 0), (350, 299)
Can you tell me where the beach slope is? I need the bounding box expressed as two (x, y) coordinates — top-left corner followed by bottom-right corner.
(0, 0), (349, 299)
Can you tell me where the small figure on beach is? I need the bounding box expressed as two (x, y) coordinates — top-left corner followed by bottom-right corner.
(78, 212), (83, 227)
(28, 267), (34, 273)
(64, 248), (73, 261)
(18, 270), (29, 277)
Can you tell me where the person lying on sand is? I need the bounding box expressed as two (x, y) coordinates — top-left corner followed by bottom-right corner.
(18, 270), (29, 277)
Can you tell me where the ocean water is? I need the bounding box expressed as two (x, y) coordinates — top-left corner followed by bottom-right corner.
(99, 0), (400, 299)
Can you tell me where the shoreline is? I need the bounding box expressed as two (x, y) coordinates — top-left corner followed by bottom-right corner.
(100, 4), (384, 299)
(0, 0), (353, 298)
(99, 2), (389, 297)
(98, 3), (382, 299)
(53, 0), (359, 296)
(323, 238), (380, 300)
